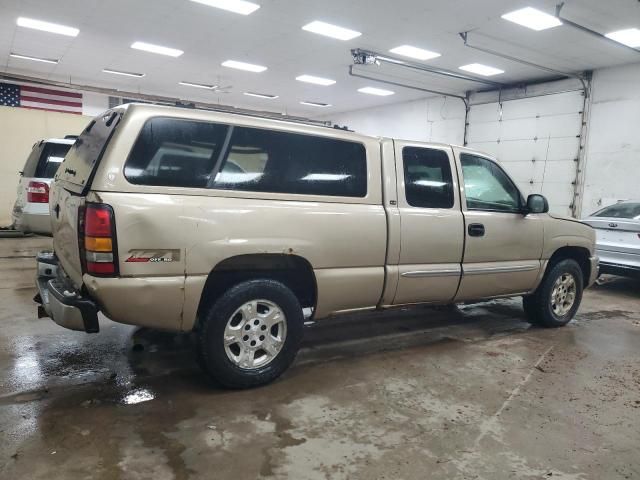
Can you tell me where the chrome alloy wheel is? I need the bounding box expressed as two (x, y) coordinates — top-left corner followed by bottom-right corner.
(550, 273), (577, 316)
(223, 299), (287, 370)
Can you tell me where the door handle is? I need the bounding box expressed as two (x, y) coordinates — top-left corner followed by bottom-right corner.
(468, 223), (485, 237)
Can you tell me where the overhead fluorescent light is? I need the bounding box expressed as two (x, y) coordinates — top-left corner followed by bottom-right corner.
(605, 28), (640, 48)
(103, 68), (145, 78)
(179, 81), (217, 89)
(296, 74), (336, 86)
(244, 91), (279, 99)
(389, 45), (441, 61)
(9, 53), (59, 64)
(189, 0), (260, 15)
(221, 60), (267, 72)
(300, 101), (331, 107)
(459, 63), (504, 76)
(302, 21), (361, 41)
(501, 7), (562, 31)
(358, 87), (394, 96)
(16, 17), (79, 37)
(131, 41), (183, 57)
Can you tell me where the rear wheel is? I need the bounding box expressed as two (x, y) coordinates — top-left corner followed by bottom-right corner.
(523, 259), (584, 328)
(197, 279), (303, 388)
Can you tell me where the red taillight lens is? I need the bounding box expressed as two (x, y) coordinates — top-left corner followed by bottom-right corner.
(27, 181), (49, 203)
(82, 204), (118, 276)
(85, 205), (113, 236)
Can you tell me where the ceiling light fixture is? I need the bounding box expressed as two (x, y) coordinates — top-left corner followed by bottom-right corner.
(131, 41), (183, 57)
(389, 45), (441, 60)
(501, 7), (562, 31)
(16, 17), (79, 37)
(103, 68), (145, 77)
(357, 87), (394, 96)
(605, 28), (640, 48)
(459, 63), (504, 76)
(179, 81), (217, 89)
(302, 21), (361, 41)
(189, 0), (260, 15)
(9, 53), (59, 64)
(221, 60), (267, 72)
(300, 101), (331, 107)
(244, 92), (279, 99)
(296, 74), (336, 86)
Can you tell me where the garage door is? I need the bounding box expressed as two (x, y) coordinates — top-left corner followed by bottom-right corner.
(465, 90), (585, 217)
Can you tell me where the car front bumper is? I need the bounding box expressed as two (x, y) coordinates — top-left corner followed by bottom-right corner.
(596, 248), (640, 279)
(35, 252), (99, 333)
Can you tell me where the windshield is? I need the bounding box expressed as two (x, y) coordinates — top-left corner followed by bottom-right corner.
(592, 203), (640, 219)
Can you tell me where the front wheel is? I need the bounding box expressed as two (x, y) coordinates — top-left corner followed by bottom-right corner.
(198, 279), (304, 388)
(523, 259), (584, 328)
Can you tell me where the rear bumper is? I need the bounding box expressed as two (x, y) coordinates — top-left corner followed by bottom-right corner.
(35, 252), (99, 333)
(14, 210), (52, 235)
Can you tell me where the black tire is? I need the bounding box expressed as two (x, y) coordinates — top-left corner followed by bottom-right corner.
(197, 279), (304, 388)
(523, 259), (584, 328)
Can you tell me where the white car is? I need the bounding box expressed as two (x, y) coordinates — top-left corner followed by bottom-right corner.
(583, 201), (640, 279)
(12, 137), (75, 235)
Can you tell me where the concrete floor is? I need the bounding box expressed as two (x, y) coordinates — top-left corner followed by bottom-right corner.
(1, 237), (639, 480)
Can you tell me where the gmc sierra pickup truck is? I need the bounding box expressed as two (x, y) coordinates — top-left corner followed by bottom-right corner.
(36, 104), (598, 388)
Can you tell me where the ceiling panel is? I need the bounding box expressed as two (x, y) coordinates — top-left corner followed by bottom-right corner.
(0, 0), (639, 116)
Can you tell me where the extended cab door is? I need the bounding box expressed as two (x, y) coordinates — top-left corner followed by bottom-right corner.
(392, 142), (464, 305)
(453, 148), (544, 301)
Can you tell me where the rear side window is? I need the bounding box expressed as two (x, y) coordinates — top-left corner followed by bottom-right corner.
(125, 117), (368, 198)
(402, 147), (454, 208)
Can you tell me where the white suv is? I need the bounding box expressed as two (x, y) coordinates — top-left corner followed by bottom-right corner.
(12, 137), (75, 235)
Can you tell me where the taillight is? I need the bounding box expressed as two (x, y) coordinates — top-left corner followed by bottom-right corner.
(27, 181), (49, 203)
(81, 204), (118, 276)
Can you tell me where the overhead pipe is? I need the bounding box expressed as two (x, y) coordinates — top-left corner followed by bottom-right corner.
(351, 48), (506, 88)
(348, 65), (469, 108)
(556, 2), (640, 55)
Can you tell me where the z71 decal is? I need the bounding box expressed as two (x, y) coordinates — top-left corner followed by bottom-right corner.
(125, 249), (181, 263)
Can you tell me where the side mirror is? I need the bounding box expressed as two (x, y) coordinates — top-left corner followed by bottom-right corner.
(526, 194), (549, 214)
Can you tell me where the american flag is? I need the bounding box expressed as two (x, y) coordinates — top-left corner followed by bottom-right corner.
(0, 82), (83, 114)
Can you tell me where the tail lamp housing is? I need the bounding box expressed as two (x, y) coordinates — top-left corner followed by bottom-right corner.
(27, 181), (49, 203)
(80, 203), (118, 276)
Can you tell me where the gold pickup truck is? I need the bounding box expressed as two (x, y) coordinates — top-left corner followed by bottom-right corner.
(36, 104), (598, 388)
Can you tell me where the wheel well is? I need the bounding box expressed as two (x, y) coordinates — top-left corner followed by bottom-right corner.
(548, 246), (591, 283)
(195, 254), (317, 329)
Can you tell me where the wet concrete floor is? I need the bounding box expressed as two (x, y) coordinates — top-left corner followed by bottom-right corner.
(0, 236), (639, 479)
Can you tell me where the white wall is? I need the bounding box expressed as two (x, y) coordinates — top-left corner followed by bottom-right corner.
(0, 107), (91, 226)
(82, 91), (110, 117)
(581, 63), (640, 215)
(323, 96), (466, 145)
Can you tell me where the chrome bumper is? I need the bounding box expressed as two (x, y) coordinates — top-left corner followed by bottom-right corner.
(35, 252), (99, 333)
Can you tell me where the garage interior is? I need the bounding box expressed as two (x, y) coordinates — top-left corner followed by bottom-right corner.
(1, 0), (639, 479)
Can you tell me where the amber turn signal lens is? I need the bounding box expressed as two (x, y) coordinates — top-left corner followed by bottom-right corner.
(85, 236), (113, 252)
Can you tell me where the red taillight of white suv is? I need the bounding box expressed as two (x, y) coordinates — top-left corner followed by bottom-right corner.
(27, 181), (49, 203)
(80, 204), (119, 276)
